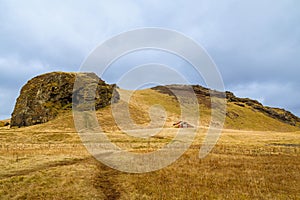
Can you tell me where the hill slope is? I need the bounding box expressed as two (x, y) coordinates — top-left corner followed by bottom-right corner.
(1, 95), (300, 199)
(28, 87), (299, 133)
(1, 73), (300, 199)
(152, 85), (300, 131)
(9, 72), (300, 132)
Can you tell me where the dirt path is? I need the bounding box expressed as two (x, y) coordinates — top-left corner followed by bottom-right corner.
(0, 156), (122, 199)
(94, 162), (121, 200)
(0, 158), (89, 179)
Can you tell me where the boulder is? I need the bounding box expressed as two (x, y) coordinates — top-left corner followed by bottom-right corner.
(11, 72), (118, 127)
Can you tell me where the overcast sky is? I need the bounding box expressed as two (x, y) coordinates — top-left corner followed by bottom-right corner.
(0, 0), (299, 119)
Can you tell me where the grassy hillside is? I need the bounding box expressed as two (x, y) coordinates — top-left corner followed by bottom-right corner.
(1, 87), (300, 199)
(104, 88), (300, 132)
(224, 102), (300, 131)
(4, 87), (300, 132)
(0, 121), (299, 199)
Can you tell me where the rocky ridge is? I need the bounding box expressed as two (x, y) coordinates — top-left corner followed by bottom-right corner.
(152, 85), (300, 127)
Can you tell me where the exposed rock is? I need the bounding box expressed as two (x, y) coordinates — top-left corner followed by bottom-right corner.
(226, 111), (239, 119)
(152, 85), (220, 108)
(226, 90), (300, 126)
(153, 85), (225, 99)
(153, 84), (300, 127)
(11, 72), (119, 127)
(234, 103), (245, 107)
(0, 119), (10, 127)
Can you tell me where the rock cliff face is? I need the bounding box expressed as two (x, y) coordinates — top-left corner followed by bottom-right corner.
(11, 72), (118, 127)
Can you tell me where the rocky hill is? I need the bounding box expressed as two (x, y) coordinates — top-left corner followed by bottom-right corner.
(11, 72), (118, 127)
(153, 85), (300, 129)
(225, 90), (300, 127)
(10, 72), (300, 131)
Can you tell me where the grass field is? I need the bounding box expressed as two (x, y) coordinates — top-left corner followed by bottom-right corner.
(0, 123), (299, 199)
(1, 88), (299, 199)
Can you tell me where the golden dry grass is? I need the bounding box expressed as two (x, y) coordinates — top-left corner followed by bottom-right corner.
(0, 88), (299, 199)
(0, 124), (299, 199)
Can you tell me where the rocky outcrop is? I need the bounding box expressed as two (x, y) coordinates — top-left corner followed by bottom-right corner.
(153, 85), (300, 127)
(11, 72), (118, 127)
(226, 91), (300, 126)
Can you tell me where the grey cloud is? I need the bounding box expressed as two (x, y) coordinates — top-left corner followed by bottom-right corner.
(102, 49), (206, 86)
(0, 0), (299, 118)
(229, 82), (300, 117)
(0, 88), (17, 119)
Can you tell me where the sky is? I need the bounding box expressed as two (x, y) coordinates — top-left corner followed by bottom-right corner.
(0, 0), (300, 119)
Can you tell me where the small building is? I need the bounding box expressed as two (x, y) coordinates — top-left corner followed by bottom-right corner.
(173, 121), (194, 128)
